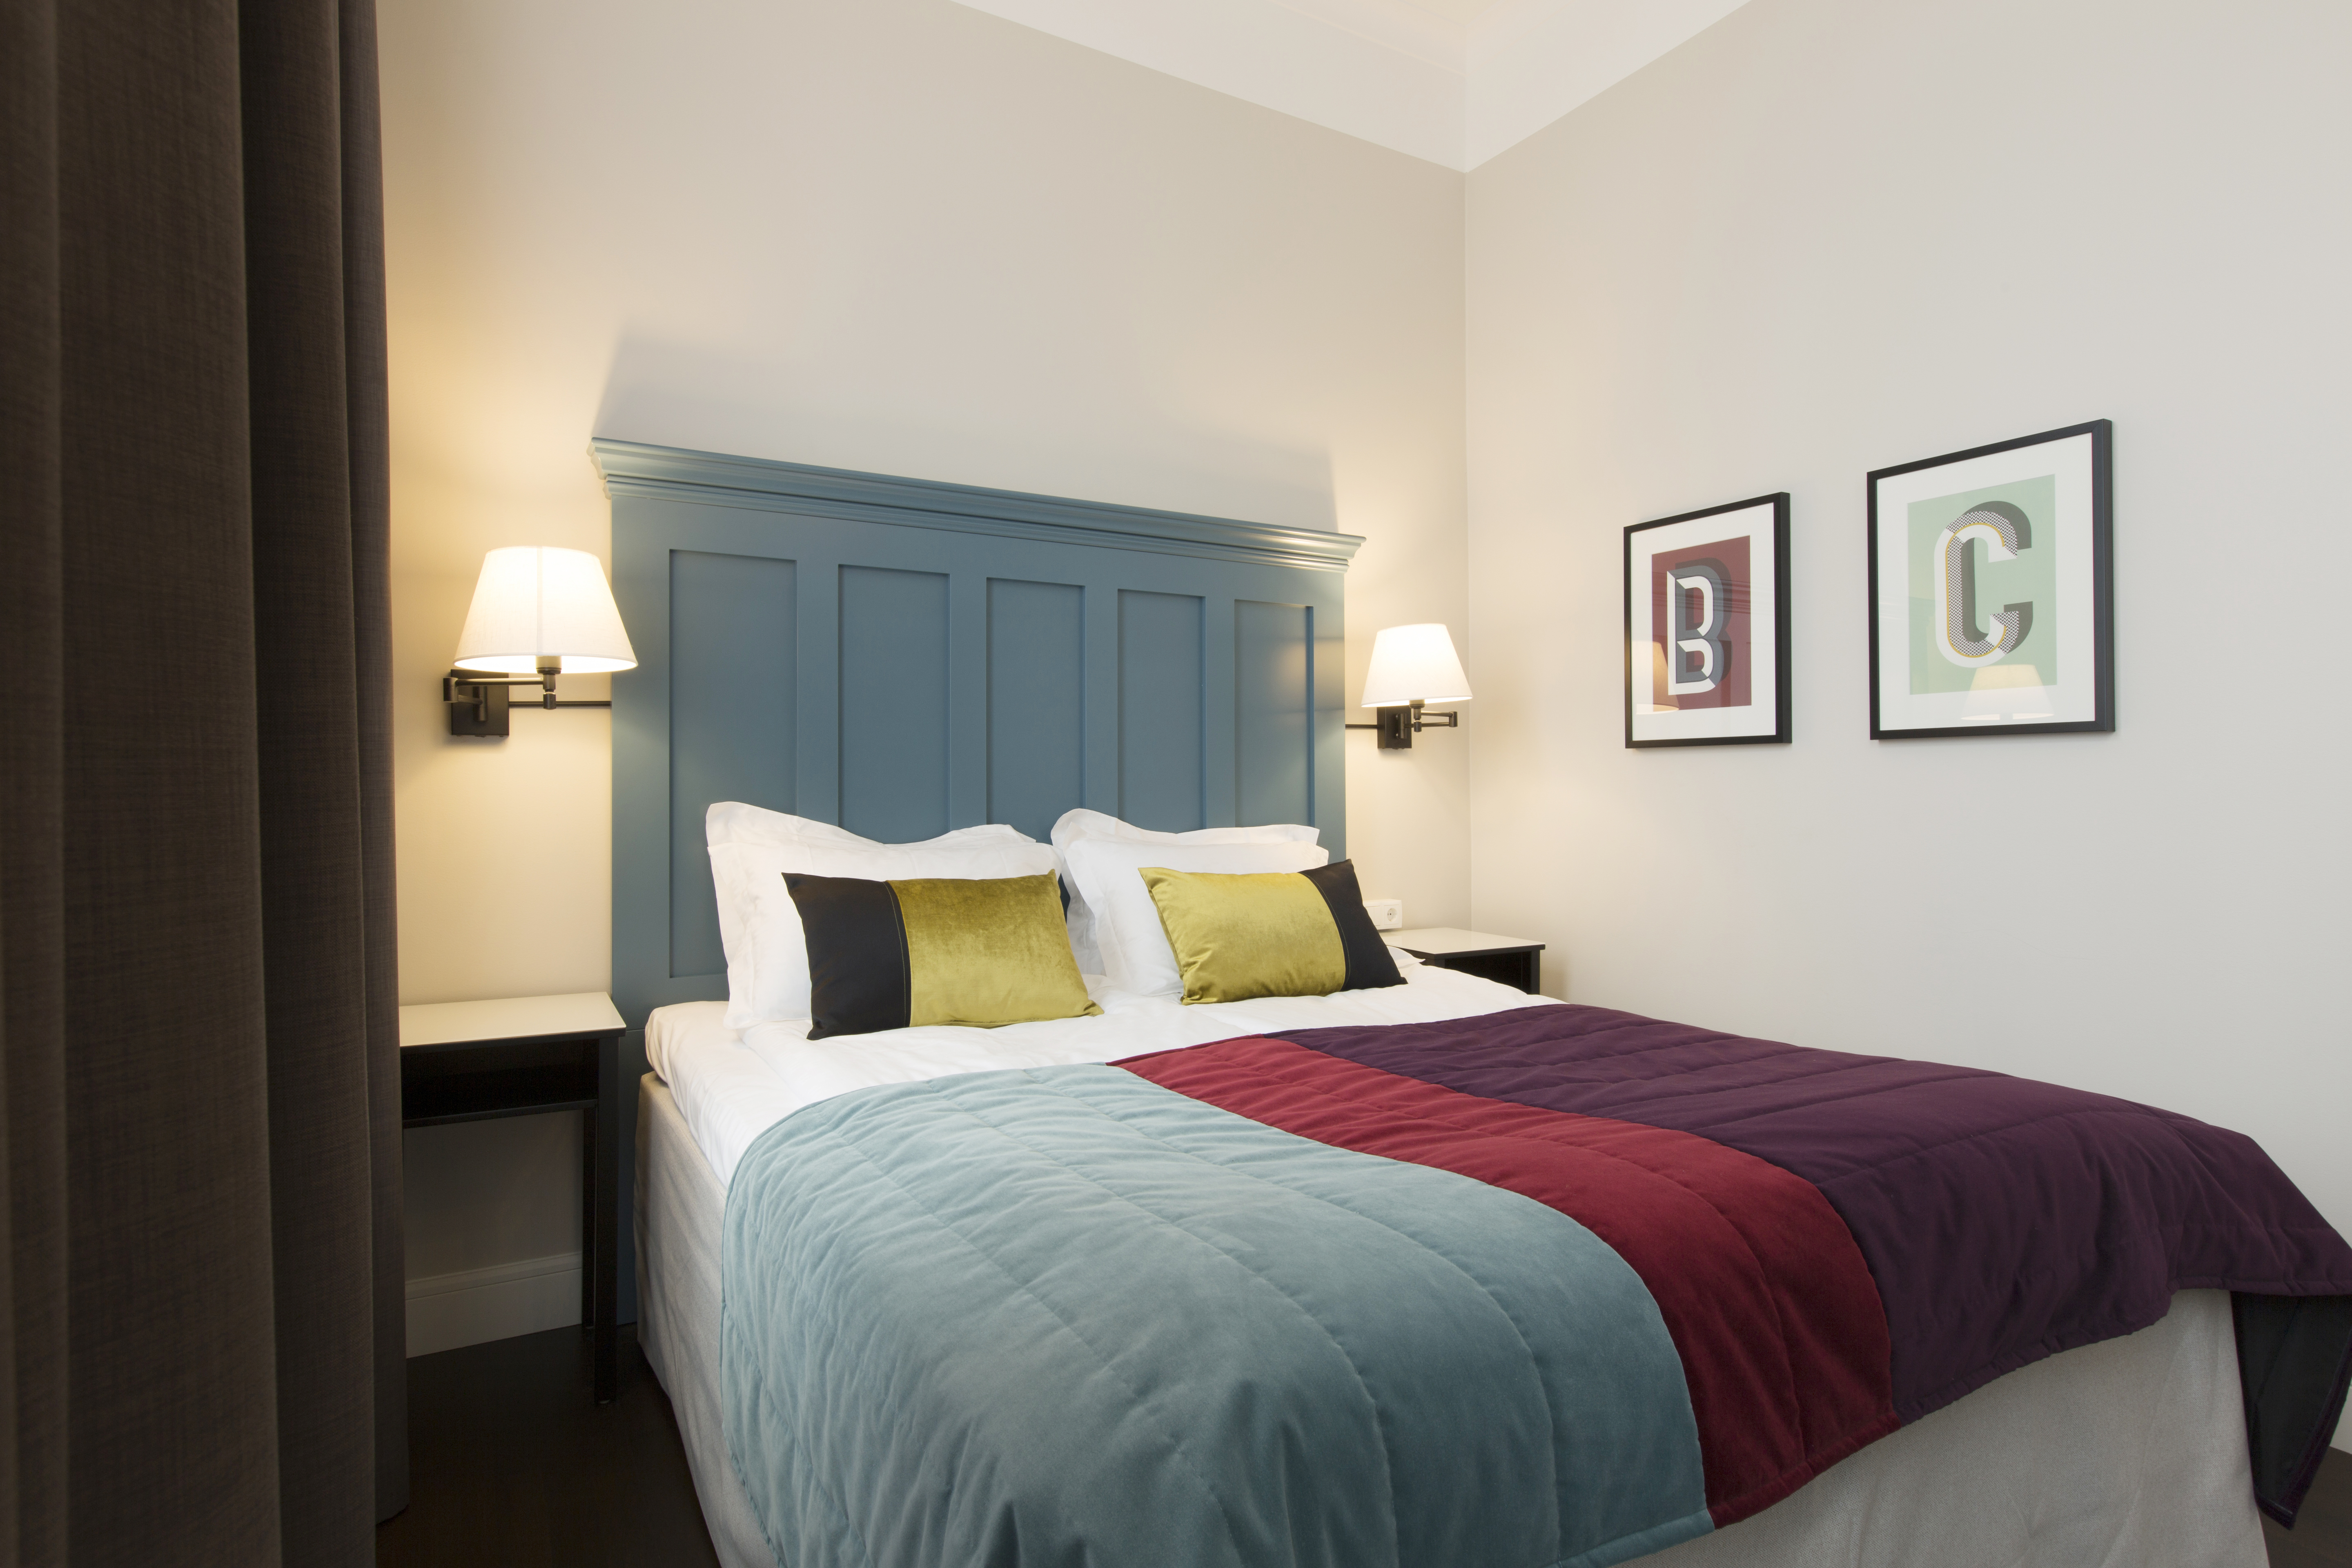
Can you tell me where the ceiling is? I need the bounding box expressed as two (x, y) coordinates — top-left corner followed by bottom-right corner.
(950, 0), (1753, 169)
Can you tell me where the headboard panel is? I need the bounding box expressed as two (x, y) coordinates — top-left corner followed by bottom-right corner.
(594, 439), (1361, 1031)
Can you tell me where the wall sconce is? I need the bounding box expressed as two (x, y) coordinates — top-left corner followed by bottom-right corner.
(1346, 623), (1471, 750)
(442, 546), (637, 737)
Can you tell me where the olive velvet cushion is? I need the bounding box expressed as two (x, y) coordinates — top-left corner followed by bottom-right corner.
(784, 870), (1101, 1039)
(1138, 859), (1404, 1005)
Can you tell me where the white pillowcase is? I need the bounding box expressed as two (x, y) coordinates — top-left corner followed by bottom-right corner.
(1061, 835), (1329, 999)
(706, 804), (1054, 1029)
(708, 800), (1026, 851)
(1048, 809), (1320, 975)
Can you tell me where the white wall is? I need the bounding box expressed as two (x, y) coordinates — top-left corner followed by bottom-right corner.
(401, 1117), (583, 1355)
(381, 0), (1471, 1340)
(1466, 0), (2352, 1441)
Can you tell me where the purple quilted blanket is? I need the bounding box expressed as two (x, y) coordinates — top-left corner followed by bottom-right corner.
(1279, 1003), (2352, 1525)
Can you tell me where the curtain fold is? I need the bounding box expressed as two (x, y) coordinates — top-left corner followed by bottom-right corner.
(0, 0), (405, 1559)
(0, 0), (71, 1559)
(335, 0), (409, 1528)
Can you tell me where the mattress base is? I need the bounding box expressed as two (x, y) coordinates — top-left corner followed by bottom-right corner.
(635, 1072), (2265, 1568)
(637, 1074), (773, 1568)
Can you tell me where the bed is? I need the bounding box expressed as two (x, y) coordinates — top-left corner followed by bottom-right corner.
(593, 443), (2350, 1568)
(635, 963), (2323, 1568)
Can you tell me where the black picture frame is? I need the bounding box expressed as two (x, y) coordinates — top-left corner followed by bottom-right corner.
(1624, 492), (1792, 748)
(1866, 420), (2112, 739)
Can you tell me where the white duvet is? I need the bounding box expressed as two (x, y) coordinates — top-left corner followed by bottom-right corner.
(648, 956), (1558, 1188)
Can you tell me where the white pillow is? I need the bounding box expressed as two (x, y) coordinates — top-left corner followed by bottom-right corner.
(1061, 836), (1329, 998)
(1047, 809), (1319, 851)
(1048, 810), (1320, 974)
(707, 801), (1032, 1025)
(706, 804), (1054, 1029)
(709, 800), (1025, 851)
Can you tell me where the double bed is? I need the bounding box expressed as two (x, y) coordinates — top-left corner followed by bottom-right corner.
(633, 960), (2319, 1568)
(593, 441), (2350, 1568)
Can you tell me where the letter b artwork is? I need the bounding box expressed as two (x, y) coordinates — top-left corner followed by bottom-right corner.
(1663, 559), (1730, 695)
(1624, 494), (1790, 748)
(1656, 552), (1744, 704)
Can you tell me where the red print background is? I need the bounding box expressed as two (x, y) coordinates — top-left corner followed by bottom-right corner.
(1649, 534), (1753, 710)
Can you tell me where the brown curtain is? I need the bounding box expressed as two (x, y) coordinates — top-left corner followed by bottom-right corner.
(0, 0), (405, 1560)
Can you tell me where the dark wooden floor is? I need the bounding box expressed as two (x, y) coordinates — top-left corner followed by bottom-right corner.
(2268, 1448), (2352, 1568)
(381, 1327), (2348, 1568)
(377, 1325), (719, 1568)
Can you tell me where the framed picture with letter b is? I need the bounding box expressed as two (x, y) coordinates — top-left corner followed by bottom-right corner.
(1867, 420), (2112, 739)
(1624, 493), (1791, 748)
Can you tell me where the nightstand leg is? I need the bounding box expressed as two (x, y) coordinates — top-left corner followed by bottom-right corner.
(579, 1105), (595, 1326)
(592, 1030), (620, 1404)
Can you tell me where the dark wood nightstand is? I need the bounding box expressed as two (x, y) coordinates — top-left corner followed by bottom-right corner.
(398, 992), (626, 1403)
(1388, 928), (1546, 994)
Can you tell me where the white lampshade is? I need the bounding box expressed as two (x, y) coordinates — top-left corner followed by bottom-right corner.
(1361, 623), (1471, 707)
(451, 546), (637, 674)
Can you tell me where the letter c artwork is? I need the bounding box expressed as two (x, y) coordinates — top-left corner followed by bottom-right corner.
(1934, 501), (2035, 668)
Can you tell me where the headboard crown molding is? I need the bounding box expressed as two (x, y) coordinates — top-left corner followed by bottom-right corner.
(590, 438), (1364, 573)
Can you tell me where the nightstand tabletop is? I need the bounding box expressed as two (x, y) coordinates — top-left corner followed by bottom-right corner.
(1387, 927), (1544, 957)
(398, 991), (625, 1049)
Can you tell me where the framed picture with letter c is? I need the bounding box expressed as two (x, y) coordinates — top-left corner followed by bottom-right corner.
(1624, 492), (1791, 748)
(1867, 420), (2112, 739)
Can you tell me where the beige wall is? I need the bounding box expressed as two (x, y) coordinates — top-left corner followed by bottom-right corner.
(382, 0), (1471, 1316)
(1465, 0), (2352, 1450)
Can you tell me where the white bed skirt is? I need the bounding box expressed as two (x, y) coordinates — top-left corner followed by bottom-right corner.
(634, 1074), (2265, 1568)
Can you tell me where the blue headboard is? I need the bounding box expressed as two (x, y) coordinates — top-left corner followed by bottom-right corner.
(593, 438), (1361, 1032)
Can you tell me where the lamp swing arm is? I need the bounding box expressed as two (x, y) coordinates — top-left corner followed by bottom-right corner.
(441, 665), (612, 736)
(442, 660), (613, 717)
(1344, 698), (1460, 732)
(1345, 697), (1461, 751)
(441, 672), (614, 713)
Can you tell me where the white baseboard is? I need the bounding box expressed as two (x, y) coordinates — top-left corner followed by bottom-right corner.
(405, 1251), (582, 1357)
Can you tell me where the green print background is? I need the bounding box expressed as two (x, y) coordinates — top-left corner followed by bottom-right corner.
(1907, 473), (2058, 695)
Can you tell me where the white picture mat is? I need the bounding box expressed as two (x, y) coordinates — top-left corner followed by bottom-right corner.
(1872, 432), (2097, 731)
(1628, 499), (1780, 742)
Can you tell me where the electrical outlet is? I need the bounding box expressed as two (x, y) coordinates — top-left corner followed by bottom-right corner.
(1363, 898), (1403, 931)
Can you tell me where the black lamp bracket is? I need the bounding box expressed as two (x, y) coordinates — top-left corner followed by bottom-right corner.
(444, 657), (612, 737)
(1344, 698), (1459, 750)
